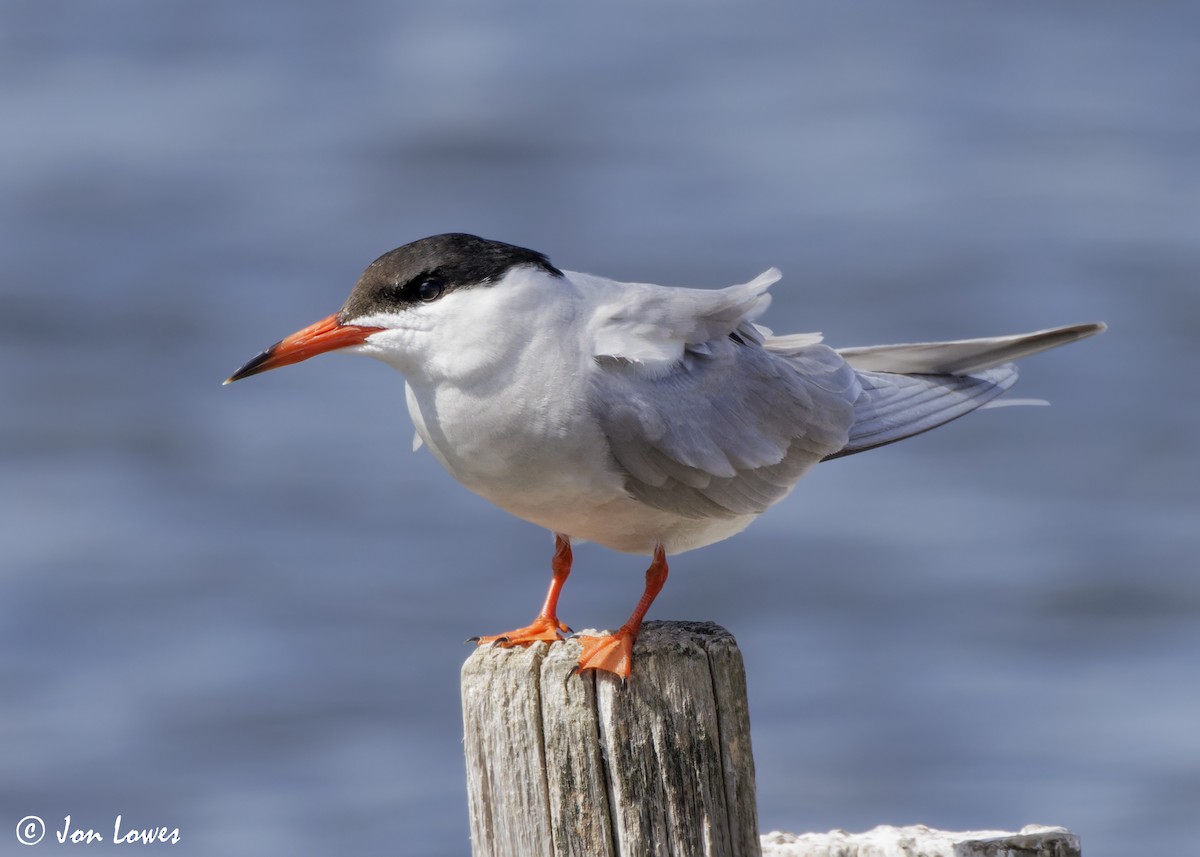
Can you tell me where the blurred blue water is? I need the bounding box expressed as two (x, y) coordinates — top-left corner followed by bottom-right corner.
(2, 2), (1197, 855)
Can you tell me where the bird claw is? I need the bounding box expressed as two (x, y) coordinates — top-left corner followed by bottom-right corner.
(470, 616), (567, 648)
(466, 635), (510, 646)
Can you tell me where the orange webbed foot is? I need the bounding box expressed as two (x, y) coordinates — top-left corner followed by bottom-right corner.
(568, 546), (668, 679)
(470, 614), (571, 647)
(572, 630), (636, 678)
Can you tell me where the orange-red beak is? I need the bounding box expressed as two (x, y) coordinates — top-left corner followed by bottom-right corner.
(224, 314), (384, 384)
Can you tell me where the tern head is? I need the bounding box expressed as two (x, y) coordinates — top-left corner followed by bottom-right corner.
(225, 233), (564, 384)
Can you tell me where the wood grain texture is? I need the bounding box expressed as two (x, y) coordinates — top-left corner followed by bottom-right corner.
(461, 642), (553, 857)
(461, 620), (759, 857)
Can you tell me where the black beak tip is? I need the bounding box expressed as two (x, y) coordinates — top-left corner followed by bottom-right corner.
(223, 347), (274, 385)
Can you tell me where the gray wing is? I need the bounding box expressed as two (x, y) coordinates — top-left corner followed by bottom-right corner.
(589, 333), (859, 520)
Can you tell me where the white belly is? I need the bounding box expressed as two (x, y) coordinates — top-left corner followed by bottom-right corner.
(404, 379), (755, 555)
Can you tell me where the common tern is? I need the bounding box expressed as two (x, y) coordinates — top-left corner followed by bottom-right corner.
(226, 233), (1105, 677)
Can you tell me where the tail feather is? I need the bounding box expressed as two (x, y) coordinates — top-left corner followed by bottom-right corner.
(837, 322), (1106, 375)
(825, 365), (1018, 460)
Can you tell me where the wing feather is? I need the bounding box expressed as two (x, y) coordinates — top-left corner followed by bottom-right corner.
(586, 269), (779, 367)
(590, 335), (858, 519)
(824, 365), (1019, 460)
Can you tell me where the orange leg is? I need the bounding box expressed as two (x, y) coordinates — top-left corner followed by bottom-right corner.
(472, 534), (573, 646)
(574, 545), (668, 679)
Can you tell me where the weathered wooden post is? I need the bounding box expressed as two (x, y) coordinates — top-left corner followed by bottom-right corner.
(461, 620), (758, 857)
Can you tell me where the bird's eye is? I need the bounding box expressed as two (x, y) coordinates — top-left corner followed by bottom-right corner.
(416, 278), (444, 303)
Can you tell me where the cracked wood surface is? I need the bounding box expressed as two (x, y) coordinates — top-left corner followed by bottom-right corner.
(461, 620), (759, 857)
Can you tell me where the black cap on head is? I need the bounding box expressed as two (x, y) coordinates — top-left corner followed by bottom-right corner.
(338, 233), (563, 322)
